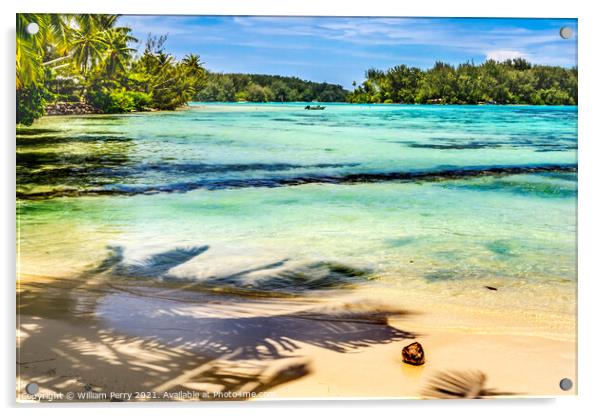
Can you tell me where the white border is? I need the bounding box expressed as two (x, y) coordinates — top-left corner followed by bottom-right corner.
(3, 1), (602, 415)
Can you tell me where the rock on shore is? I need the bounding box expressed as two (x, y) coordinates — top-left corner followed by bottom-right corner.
(45, 102), (102, 116)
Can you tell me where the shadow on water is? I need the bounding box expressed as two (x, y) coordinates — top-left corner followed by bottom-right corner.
(16, 127), (361, 198)
(405, 141), (503, 150)
(440, 172), (577, 199)
(17, 151), (131, 170)
(17, 134), (131, 146)
(17, 162), (579, 200)
(89, 245), (375, 296)
(402, 138), (576, 153)
(485, 240), (517, 257)
(110, 246), (210, 278)
(18, 244), (413, 400)
(15, 124), (577, 200)
(17, 134), (135, 190)
(16, 128), (61, 136)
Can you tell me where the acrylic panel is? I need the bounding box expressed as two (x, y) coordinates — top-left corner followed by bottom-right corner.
(16, 14), (577, 402)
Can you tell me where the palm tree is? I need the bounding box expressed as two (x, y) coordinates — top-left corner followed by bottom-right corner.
(16, 13), (62, 88)
(69, 16), (109, 77)
(180, 53), (206, 91)
(181, 54), (203, 71)
(16, 14), (42, 88)
(95, 14), (120, 31)
(156, 52), (174, 69)
(102, 28), (137, 78)
(16, 13), (70, 125)
(45, 14), (72, 56)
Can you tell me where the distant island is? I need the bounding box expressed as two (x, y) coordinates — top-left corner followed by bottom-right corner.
(347, 59), (577, 105)
(17, 14), (577, 126)
(194, 58), (577, 106)
(194, 73), (348, 103)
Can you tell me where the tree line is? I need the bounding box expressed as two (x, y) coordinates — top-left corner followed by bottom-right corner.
(16, 14), (578, 126)
(347, 59), (577, 105)
(194, 73), (348, 103)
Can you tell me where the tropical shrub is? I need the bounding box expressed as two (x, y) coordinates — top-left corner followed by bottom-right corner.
(87, 89), (152, 113)
(16, 15), (208, 124)
(17, 84), (47, 125)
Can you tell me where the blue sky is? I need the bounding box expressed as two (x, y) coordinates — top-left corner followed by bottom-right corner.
(118, 16), (577, 89)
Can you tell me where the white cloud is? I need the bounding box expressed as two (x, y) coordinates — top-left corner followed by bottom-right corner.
(486, 49), (528, 61)
(118, 16), (577, 69)
(232, 17), (567, 58)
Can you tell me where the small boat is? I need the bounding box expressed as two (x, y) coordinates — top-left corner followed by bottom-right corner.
(304, 105), (325, 110)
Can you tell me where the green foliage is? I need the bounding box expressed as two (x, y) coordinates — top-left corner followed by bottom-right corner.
(86, 89), (152, 113)
(234, 91), (248, 102)
(17, 84), (48, 126)
(127, 91), (153, 110)
(347, 59), (577, 105)
(16, 15), (208, 124)
(193, 73), (348, 102)
(245, 83), (274, 102)
(128, 36), (207, 110)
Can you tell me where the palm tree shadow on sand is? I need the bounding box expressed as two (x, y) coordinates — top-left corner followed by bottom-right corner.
(97, 288), (415, 361)
(421, 370), (517, 399)
(18, 244), (416, 401)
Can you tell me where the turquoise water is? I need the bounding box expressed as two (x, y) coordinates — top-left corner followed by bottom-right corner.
(17, 103), (577, 315)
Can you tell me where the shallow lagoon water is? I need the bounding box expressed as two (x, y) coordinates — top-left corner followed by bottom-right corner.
(17, 103), (577, 319)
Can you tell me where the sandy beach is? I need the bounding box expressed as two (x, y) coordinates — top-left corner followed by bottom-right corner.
(17, 270), (576, 402)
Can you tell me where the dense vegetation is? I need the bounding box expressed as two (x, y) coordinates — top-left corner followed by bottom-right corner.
(17, 14), (207, 125)
(16, 13), (348, 125)
(194, 73), (348, 102)
(16, 14), (578, 126)
(347, 59), (577, 105)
